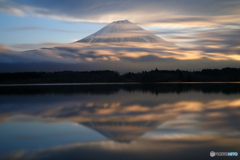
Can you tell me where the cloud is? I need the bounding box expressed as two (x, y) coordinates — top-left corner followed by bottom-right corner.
(0, 0), (25, 16)
(1, 0), (239, 69)
(140, 14), (240, 28)
(7, 27), (41, 31)
(1, 0), (239, 68)
(0, 0), (240, 24)
(0, 44), (9, 51)
(0, 40), (240, 72)
(7, 27), (81, 33)
(9, 42), (65, 51)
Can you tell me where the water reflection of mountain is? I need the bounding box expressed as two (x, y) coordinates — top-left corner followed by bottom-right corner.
(81, 119), (158, 143)
(0, 83), (240, 95)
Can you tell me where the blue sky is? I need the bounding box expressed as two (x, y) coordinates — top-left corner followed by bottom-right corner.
(0, 13), (105, 47)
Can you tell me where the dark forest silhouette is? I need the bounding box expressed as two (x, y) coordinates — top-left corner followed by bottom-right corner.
(0, 67), (240, 84)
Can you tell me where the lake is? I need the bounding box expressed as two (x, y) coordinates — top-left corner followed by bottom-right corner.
(0, 83), (239, 160)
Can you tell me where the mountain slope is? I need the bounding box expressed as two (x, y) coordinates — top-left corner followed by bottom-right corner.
(77, 20), (169, 43)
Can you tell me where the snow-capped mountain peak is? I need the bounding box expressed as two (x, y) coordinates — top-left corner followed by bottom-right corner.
(77, 20), (169, 43)
(112, 19), (131, 24)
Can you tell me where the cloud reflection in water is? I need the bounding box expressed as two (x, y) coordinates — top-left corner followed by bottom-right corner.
(0, 84), (239, 159)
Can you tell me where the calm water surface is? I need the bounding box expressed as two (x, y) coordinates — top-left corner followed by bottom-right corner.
(0, 83), (239, 160)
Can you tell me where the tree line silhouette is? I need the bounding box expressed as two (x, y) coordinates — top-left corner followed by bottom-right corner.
(0, 67), (240, 84)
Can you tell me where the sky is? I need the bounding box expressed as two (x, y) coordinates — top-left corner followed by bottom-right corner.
(0, 0), (240, 72)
